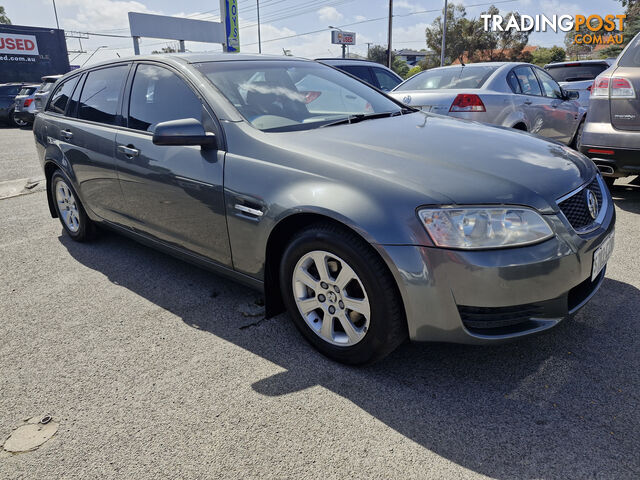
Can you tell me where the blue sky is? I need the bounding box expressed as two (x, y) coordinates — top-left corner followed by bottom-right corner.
(2, 0), (625, 65)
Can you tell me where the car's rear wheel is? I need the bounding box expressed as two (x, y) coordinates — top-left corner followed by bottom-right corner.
(10, 110), (28, 128)
(51, 170), (95, 241)
(571, 119), (585, 150)
(280, 223), (407, 364)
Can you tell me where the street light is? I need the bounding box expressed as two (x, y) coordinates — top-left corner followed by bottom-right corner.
(328, 25), (347, 59)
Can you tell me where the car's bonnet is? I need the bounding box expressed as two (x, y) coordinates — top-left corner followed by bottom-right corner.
(275, 112), (595, 212)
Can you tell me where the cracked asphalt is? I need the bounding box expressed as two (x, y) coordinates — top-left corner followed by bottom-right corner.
(1, 127), (639, 479)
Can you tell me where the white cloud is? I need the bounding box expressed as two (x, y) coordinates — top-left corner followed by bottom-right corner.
(52, 0), (157, 31)
(354, 15), (367, 22)
(395, 0), (422, 13)
(318, 6), (343, 23)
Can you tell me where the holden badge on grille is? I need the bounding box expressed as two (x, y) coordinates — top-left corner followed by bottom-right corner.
(586, 189), (598, 219)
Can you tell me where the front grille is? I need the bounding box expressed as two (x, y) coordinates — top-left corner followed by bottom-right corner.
(558, 177), (602, 231)
(458, 304), (544, 333)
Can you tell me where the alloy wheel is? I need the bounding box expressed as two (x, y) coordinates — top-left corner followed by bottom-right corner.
(55, 179), (81, 233)
(292, 250), (371, 346)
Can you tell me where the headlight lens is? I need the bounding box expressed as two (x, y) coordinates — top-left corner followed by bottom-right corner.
(418, 207), (553, 249)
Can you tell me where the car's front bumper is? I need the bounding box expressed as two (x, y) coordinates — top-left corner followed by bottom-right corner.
(377, 193), (615, 344)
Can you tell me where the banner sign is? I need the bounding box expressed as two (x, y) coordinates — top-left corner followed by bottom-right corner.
(225, 0), (240, 52)
(331, 31), (356, 45)
(0, 33), (39, 55)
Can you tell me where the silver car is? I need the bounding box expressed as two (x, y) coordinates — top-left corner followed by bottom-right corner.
(13, 84), (40, 126)
(545, 59), (614, 108)
(33, 54), (615, 364)
(390, 62), (584, 146)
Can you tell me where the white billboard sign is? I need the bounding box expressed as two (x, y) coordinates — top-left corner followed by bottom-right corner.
(0, 33), (39, 55)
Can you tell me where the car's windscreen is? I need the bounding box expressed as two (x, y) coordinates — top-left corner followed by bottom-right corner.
(618, 33), (640, 67)
(545, 64), (609, 82)
(194, 60), (406, 132)
(18, 87), (37, 95)
(395, 65), (499, 91)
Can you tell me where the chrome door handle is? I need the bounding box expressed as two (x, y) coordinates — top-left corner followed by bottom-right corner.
(118, 145), (140, 158)
(60, 129), (73, 140)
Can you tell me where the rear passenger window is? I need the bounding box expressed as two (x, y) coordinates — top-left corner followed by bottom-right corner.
(373, 68), (401, 91)
(506, 70), (522, 94)
(513, 66), (542, 96)
(78, 65), (129, 125)
(339, 65), (375, 86)
(128, 64), (204, 132)
(46, 77), (79, 115)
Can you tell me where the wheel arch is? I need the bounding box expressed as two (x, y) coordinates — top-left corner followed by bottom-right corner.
(44, 159), (62, 218)
(262, 212), (406, 325)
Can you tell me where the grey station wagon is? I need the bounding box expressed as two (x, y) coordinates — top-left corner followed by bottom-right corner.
(34, 54), (615, 364)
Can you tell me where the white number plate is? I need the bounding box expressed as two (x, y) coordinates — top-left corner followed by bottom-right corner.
(592, 231), (614, 281)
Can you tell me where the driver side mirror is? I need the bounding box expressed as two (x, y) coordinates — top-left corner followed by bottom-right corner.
(152, 118), (217, 149)
(563, 89), (580, 101)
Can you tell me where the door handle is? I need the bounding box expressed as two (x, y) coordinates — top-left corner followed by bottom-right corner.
(523, 99), (532, 105)
(60, 129), (73, 140)
(117, 145), (140, 158)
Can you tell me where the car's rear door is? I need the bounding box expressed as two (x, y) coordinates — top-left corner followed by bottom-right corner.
(48, 64), (131, 223)
(114, 62), (231, 266)
(534, 67), (580, 143)
(609, 34), (640, 132)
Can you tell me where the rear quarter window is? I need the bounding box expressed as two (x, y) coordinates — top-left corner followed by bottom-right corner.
(619, 34), (640, 67)
(77, 65), (129, 125)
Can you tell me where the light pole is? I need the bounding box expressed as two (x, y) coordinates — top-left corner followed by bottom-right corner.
(52, 0), (60, 29)
(440, 0), (448, 66)
(387, 0), (393, 68)
(329, 25), (346, 59)
(256, 0), (262, 53)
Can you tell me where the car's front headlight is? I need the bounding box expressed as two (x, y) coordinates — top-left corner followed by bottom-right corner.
(418, 207), (554, 249)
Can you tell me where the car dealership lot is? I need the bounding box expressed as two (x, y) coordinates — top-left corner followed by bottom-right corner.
(1, 127), (639, 479)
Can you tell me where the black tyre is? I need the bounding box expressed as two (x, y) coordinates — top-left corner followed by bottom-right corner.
(571, 119), (585, 150)
(10, 110), (28, 128)
(280, 223), (407, 364)
(604, 176), (615, 189)
(51, 170), (96, 241)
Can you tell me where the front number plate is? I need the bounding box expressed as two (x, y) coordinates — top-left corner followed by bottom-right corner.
(592, 231), (614, 281)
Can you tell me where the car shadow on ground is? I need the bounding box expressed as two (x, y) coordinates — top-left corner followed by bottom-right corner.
(611, 180), (640, 214)
(59, 231), (639, 479)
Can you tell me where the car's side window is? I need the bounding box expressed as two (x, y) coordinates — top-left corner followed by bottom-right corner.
(77, 65), (129, 125)
(506, 70), (522, 94)
(339, 65), (375, 85)
(373, 68), (400, 91)
(66, 74), (86, 118)
(128, 64), (205, 132)
(46, 77), (79, 115)
(513, 66), (542, 96)
(535, 68), (564, 99)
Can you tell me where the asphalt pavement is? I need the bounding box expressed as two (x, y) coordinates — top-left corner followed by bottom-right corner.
(1, 126), (638, 479)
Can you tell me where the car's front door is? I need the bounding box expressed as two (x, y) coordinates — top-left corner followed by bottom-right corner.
(534, 67), (580, 143)
(114, 63), (231, 266)
(511, 66), (549, 137)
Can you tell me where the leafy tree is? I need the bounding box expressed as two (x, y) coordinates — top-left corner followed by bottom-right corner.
(0, 6), (11, 24)
(367, 45), (410, 76)
(425, 3), (471, 64)
(531, 46), (566, 66)
(393, 58), (410, 77)
(600, 2), (640, 58)
(405, 65), (422, 78)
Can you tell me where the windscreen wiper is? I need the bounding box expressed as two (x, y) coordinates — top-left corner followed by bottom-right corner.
(320, 110), (409, 128)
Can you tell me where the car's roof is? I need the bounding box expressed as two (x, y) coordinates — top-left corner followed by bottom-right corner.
(429, 62), (527, 69)
(544, 59), (612, 68)
(316, 58), (389, 67)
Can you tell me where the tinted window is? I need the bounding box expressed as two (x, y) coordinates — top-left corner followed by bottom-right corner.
(545, 64), (609, 82)
(67, 74), (85, 117)
(339, 65), (375, 85)
(506, 70), (522, 93)
(513, 66), (542, 96)
(46, 78), (79, 115)
(128, 64), (203, 132)
(619, 33), (640, 67)
(535, 69), (563, 99)
(19, 87), (37, 95)
(195, 60), (405, 132)
(373, 68), (401, 91)
(78, 65), (128, 125)
(395, 65), (498, 91)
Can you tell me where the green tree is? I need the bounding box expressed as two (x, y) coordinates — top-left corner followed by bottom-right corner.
(531, 46), (566, 65)
(0, 6), (11, 24)
(405, 65), (422, 78)
(366, 45), (410, 76)
(600, 2), (640, 58)
(426, 3), (471, 64)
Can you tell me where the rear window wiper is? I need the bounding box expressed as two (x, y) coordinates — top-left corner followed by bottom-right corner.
(320, 109), (410, 128)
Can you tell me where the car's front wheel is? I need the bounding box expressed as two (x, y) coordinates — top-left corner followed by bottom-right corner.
(51, 170), (96, 241)
(280, 223), (407, 364)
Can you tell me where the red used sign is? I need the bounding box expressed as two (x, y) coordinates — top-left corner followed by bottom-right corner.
(0, 33), (39, 55)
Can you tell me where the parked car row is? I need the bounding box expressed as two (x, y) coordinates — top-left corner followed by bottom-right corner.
(0, 74), (62, 128)
(34, 52), (615, 364)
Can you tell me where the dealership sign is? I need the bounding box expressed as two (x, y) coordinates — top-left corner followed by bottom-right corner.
(0, 33), (39, 55)
(331, 31), (356, 45)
